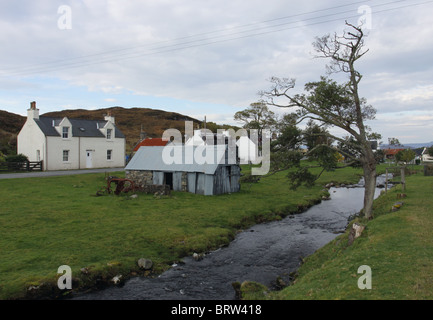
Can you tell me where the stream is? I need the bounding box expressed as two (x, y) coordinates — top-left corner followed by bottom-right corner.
(71, 175), (390, 300)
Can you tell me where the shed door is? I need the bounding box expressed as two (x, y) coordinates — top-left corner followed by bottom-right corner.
(195, 173), (205, 195)
(187, 173), (196, 193)
(164, 172), (173, 190)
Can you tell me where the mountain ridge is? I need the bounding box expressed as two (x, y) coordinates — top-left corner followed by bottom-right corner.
(380, 142), (433, 150)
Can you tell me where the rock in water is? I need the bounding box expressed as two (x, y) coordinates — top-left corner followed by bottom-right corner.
(193, 252), (204, 261)
(137, 258), (153, 270)
(112, 275), (122, 285)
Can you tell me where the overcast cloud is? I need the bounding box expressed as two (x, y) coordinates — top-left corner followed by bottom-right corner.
(1, 0), (432, 144)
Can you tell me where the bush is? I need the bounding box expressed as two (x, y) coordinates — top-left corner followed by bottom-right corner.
(5, 153), (28, 162)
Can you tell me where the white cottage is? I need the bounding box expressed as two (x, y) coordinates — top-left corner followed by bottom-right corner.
(185, 129), (258, 163)
(17, 101), (126, 171)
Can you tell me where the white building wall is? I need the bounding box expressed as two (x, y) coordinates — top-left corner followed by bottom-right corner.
(17, 118), (46, 165)
(46, 136), (79, 170)
(236, 136), (257, 163)
(44, 137), (125, 171)
(79, 137), (125, 169)
(422, 154), (433, 163)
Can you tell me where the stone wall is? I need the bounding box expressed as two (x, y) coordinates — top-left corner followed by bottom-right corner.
(125, 170), (170, 195)
(139, 184), (171, 195)
(181, 172), (188, 192)
(126, 170), (153, 188)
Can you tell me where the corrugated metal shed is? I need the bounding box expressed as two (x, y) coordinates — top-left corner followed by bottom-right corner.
(125, 145), (230, 174)
(125, 145), (241, 196)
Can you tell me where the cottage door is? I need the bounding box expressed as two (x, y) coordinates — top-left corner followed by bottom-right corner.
(86, 150), (93, 168)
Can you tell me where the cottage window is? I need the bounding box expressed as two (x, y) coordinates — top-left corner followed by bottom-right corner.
(107, 129), (112, 139)
(62, 127), (70, 139)
(63, 150), (69, 162)
(107, 149), (112, 160)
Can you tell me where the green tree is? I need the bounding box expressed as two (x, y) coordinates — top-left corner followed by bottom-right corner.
(388, 137), (401, 147)
(303, 119), (332, 151)
(395, 149), (415, 165)
(261, 22), (380, 219)
(268, 113), (304, 179)
(271, 113), (303, 153)
(267, 113), (341, 188)
(234, 102), (277, 138)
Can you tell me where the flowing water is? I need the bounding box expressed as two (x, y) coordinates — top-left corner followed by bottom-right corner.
(71, 176), (389, 300)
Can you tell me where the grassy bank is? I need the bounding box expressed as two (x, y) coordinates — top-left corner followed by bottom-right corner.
(0, 165), (363, 299)
(241, 170), (433, 300)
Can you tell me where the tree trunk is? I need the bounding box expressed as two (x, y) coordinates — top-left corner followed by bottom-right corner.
(362, 163), (377, 220)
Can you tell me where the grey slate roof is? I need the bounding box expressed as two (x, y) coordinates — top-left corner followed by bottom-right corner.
(35, 117), (125, 138)
(34, 118), (61, 136)
(125, 145), (230, 175)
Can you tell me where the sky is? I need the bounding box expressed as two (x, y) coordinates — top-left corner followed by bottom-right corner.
(1, 0), (432, 144)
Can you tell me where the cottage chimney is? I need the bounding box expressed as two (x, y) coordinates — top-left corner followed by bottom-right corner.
(104, 111), (115, 124)
(27, 101), (39, 119)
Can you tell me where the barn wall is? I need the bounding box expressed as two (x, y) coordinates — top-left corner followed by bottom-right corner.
(126, 165), (240, 196)
(230, 165), (241, 193)
(213, 166), (229, 195)
(204, 174), (214, 196)
(153, 171), (164, 185)
(187, 173), (196, 193)
(195, 173), (205, 195)
(213, 165), (241, 195)
(125, 170), (153, 188)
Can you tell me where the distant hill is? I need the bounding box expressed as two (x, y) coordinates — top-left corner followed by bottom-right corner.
(43, 106), (205, 152)
(0, 110), (25, 155)
(401, 142), (433, 149)
(0, 106), (240, 155)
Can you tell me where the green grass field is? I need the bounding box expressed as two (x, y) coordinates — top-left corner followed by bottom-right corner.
(3, 163), (430, 300)
(0, 165), (363, 299)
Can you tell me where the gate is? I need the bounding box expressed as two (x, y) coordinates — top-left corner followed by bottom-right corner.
(0, 161), (43, 172)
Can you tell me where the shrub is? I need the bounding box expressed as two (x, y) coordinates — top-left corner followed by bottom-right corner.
(5, 153), (28, 162)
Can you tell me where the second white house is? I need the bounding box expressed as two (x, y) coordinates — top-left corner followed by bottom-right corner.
(18, 102), (126, 171)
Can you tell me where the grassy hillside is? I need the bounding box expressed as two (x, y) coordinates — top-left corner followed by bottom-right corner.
(0, 110), (25, 155)
(42, 107), (203, 153)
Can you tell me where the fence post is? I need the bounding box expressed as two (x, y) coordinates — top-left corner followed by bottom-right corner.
(385, 168), (388, 193)
(401, 167), (406, 191)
